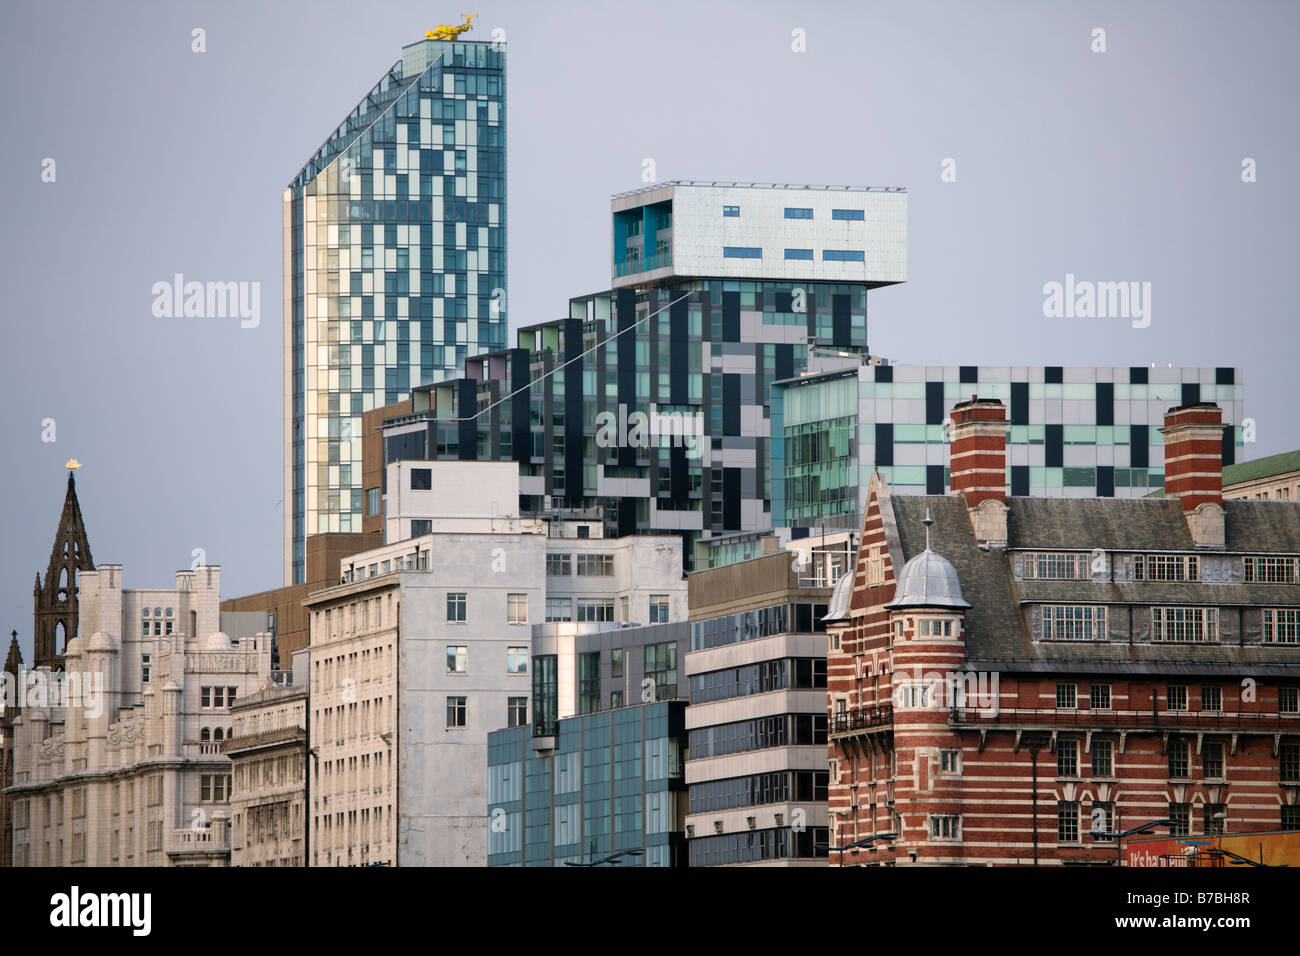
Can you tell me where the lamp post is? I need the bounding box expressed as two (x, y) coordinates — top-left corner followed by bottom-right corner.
(1092, 818), (1176, 868)
(816, 832), (899, 866)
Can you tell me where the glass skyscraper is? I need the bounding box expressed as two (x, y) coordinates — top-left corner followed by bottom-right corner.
(284, 36), (506, 583)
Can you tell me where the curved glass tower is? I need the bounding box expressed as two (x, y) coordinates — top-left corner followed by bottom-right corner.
(284, 36), (506, 583)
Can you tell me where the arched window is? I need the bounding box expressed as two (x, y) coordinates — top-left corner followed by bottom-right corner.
(201, 728), (211, 742)
(214, 727), (225, 742)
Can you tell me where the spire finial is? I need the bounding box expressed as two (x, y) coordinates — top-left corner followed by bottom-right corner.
(923, 507), (933, 550)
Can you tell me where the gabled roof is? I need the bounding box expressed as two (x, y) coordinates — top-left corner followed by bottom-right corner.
(1223, 449), (1300, 486)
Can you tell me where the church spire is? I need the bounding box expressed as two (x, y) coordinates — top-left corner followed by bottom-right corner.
(33, 466), (95, 670)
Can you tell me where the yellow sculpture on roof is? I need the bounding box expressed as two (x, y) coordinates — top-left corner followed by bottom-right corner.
(426, 14), (476, 41)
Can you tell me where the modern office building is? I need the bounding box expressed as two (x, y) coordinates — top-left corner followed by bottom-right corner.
(284, 32), (507, 585)
(772, 360), (1246, 531)
(825, 399), (1300, 866)
(373, 180), (907, 564)
(682, 536), (849, 866)
(304, 461), (685, 866)
(224, 661), (309, 868)
(487, 700), (688, 867)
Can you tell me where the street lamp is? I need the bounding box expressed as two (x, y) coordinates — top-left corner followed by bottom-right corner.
(816, 832), (899, 866)
(1091, 818), (1177, 868)
(564, 847), (645, 867)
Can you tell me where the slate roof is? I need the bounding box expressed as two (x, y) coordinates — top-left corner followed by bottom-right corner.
(886, 493), (1300, 673)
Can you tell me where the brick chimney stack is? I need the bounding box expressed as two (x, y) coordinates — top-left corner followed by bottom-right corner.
(949, 397), (1008, 546)
(1160, 402), (1226, 548)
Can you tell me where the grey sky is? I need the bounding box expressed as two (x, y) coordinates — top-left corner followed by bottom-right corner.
(2, 0), (1297, 661)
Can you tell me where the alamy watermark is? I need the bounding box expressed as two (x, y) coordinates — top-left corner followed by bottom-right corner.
(2, 668), (104, 718)
(1042, 273), (1151, 329)
(891, 665), (1000, 717)
(151, 274), (260, 328)
(595, 403), (703, 460)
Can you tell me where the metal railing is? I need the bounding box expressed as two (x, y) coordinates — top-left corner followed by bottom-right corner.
(949, 707), (1300, 733)
(830, 704), (894, 735)
(614, 249), (672, 278)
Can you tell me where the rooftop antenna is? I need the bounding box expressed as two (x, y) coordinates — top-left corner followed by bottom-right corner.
(923, 508), (933, 551)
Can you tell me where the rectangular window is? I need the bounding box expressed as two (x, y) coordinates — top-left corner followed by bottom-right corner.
(141, 654), (151, 684)
(446, 592), (467, 623)
(576, 599), (615, 622)
(1282, 743), (1300, 782)
(1023, 552), (1089, 580)
(507, 593), (528, 624)
(784, 207), (813, 219)
(1133, 554), (1199, 582)
(410, 519), (432, 537)
(410, 468), (432, 490)
(1203, 742), (1225, 779)
(610, 690), (624, 708)
(201, 686), (211, 708)
(1041, 605), (1107, 641)
(507, 646), (528, 674)
(1057, 739), (1078, 777)
(1204, 803), (1226, 835)
(1202, 685), (1222, 712)
(611, 648), (624, 678)
(366, 487), (381, 517)
(722, 246), (762, 259)
(1281, 687), (1299, 714)
(1283, 806), (1300, 831)
(507, 696), (527, 728)
(1090, 684), (1111, 709)
(1056, 683), (1077, 709)
(546, 553), (572, 576)
(1092, 739), (1114, 777)
(1169, 739), (1190, 778)
(1169, 803), (1191, 836)
(1057, 801), (1079, 843)
(644, 641), (678, 700)
(822, 249), (865, 262)
(545, 597), (572, 622)
(649, 595), (670, 623)
(1245, 556), (1299, 583)
(575, 553), (614, 576)
(939, 750), (960, 773)
(832, 208), (865, 220)
(1152, 606), (1218, 643)
(446, 696), (467, 728)
(929, 815), (960, 839)
(722, 205), (740, 217)
(1264, 609), (1300, 643)
(446, 645), (468, 674)
(1167, 685), (1188, 711)
(783, 248), (813, 260)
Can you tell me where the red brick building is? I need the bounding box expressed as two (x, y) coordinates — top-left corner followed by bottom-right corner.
(825, 400), (1300, 865)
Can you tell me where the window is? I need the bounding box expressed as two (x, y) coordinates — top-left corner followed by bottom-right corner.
(783, 248), (813, 260)
(1091, 802), (1115, 842)
(1203, 742), (1224, 779)
(1090, 684), (1111, 709)
(446, 592), (467, 623)
(545, 597), (571, 622)
(1167, 685), (1188, 711)
(939, 750), (960, 774)
(1202, 685), (1222, 712)
(579, 652), (601, 714)
(1152, 607), (1218, 643)
(649, 595), (670, 623)
(1091, 739), (1114, 777)
(507, 697), (527, 728)
(446, 697), (467, 728)
(1283, 807), (1300, 832)
(1057, 801), (1079, 843)
(784, 207), (813, 219)
(929, 815), (960, 840)
(611, 648), (624, 679)
(822, 249), (865, 262)
(507, 593), (528, 624)
(1134, 554), (1198, 582)
(644, 641), (678, 700)
(1264, 609), (1300, 643)
(366, 488), (381, 517)
(1057, 739), (1078, 777)
(1168, 739), (1190, 778)
(141, 654), (151, 684)
(722, 246), (762, 259)
(1245, 556), (1299, 583)
(1056, 684), (1077, 709)
(576, 525), (590, 538)
(446, 646), (468, 674)
(576, 553), (614, 576)
(410, 519), (432, 537)
(722, 205), (740, 217)
(410, 468), (432, 490)
(1023, 552), (1089, 579)
(610, 690), (624, 708)
(576, 599), (615, 622)
(1041, 605), (1107, 641)
(1282, 743), (1300, 782)
(546, 553), (572, 576)
(1281, 687), (1299, 714)
(918, 618), (954, 637)
(1203, 803), (1227, 835)
(200, 774), (231, 803)
(503, 646), (528, 675)
(832, 208), (865, 220)
(1169, 803), (1191, 836)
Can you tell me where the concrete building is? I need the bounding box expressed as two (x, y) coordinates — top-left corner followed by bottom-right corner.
(825, 399), (1300, 866)
(772, 360), (1247, 531)
(284, 31), (507, 585)
(225, 662), (309, 867)
(487, 700), (688, 866)
(306, 460), (686, 866)
(1204, 448), (1297, 502)
(681, 534), (851, 866)
(372, 180), (908, 563)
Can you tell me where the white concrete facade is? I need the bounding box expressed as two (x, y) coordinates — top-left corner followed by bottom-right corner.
(226, 682), (308, 867)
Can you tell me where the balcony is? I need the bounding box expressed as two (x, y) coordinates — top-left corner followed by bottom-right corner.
(949, 707), (1300, 734)
(829, 705), (893, 738)
(614, 248), (672, 278)
(166, 824), (230, 861)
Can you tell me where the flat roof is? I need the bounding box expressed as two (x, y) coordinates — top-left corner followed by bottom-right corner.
(611, 179), (907, 201)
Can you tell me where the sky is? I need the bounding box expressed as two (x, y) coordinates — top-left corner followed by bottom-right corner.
(2, 0), (1297, 662)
